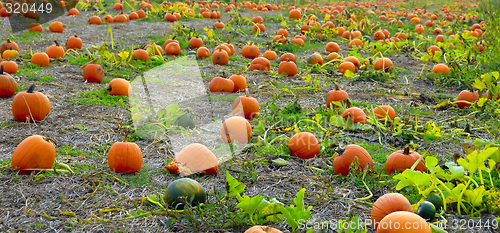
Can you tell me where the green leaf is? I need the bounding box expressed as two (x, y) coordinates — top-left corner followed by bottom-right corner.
(444, 183), (466, 203)
(330, 115), (345, 127)
(129, 209), (151, 218)
(236, 194), (265, 218)
(426, 156), (439, 170)
(457, 148), (498, 174)
(256, 198), (284, 222)
(464, 186), (486, 207)
(226, 171), (246, 198)
(393, 169), (432, 191)
(279, 188), (313, 231)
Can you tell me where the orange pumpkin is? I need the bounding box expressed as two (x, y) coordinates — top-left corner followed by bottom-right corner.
(326, 83), (349, 108)
(278, 58), (297, 76)
(45, 41), (65, 59)
(132, 49), (149, 61)
(11, 135), (56, 174)
(385, 147), (426, 174)
(229, 70), (247, 92)
(1, 39), (19, 55)
(164, 143), (218, 176)
(89, 15), (102, 25)
(342, 107), (366, 124)
(108, 133), (143, 174)
(0, 61), (18, 75)
(456, 90), (479, 108)
(31, 52), (50, 66)
(377, 211), (431, 232)
(432, 63), (450, 73)
(164, 42), (181, 56)
(374, 58), (393, 71)
(103, 15), (114, 23)
(82, 64), (104, 83)
(66, 35), (83, 50)
(373, 105), (396, 120)
(188, 37), (203, 48)
(212, 48), (229, 65)
(0, 65), (17, 97)
(241, 42), (260, 59)
(333, 144), (373, 176)
(220, 116), (252, 144)
(262, 50), (278, 61)
(249, 57), (270, 71)
(280, 53), (296, 62)
(307, 52), (323, 65)
(288, 132), (320, 159)
(197, 47), (211, 58)
(288, 9), (301, 19)
(106, 78), (132, 97)
(49, 21), (64, 33)
(344, 56), (361, 68)
(232, 88), (259, 120)
(209, 76), (234, 92)
(371, 193), (414, 229)
(29, 23), (43, 32)
(339, 61), (355, 74)
(12, 84), (51, 122)
(244, 226), (283, 233)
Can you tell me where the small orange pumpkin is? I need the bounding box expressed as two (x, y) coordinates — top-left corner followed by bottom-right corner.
(132, 49), (149, 61)
(456, 90), (479, 108)
(0, 65), (17, 97)
(280, 52), (296, 62)
(374, 58), (393, 71)
(278, 58), (297, 76)
(342, 107), (366, 124)
(108, 133), (143, 174)
(288, 132), (320, 159)
(66, 35), (83, 50)
(385, 147), (426, 174)
(326, 83), (349, 108)
(106, 78), (132, 97)
(164, 42), (181, 56)
(45, 41), (65, 59)
(89, 15), (102, 25)
(262, 50), (278, 61)
(12, 84), (51, 122)
(249, 57), (270, 71)
(307, 52), (323, 65)
(371, 193), (414, 229)
(241, 42), (259, 59)
(229, 70), (247, 92)
(49, 21), (64, 33)
(212, 48), (229, 65)
(244, 226), (283, 233)
(31, 52), (50, 66)
(0, 61), (18, 74)
(197, 47), (211, 58)
(164, 143), (218, 176)
(333, 144), (373, 176)
(188, 37), (203, 49)
(220, 116), (252, 144)
(83, 64), (104, 83)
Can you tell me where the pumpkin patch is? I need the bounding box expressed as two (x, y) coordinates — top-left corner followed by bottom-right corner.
(0, 0), (498, 231)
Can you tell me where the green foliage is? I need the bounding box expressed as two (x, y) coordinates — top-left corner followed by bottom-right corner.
(69, 87), (128, 107)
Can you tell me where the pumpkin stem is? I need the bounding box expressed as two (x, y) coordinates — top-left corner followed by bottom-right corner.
(249, 41), (253, 46)
(6, 39), (11, 43)
(336, 147), (345, 156)
(237, 69), (241, 75)
(227, 37), (232, 44)
(106, 86), (112, 92)
(123, 132), (129, 142)
(244, 88), (250, 97)
(403, 146), (410, 155)
(54, 40), (59, 47)
(334, 83), (339, 90)
(0, 65), (3, 74)
(43, 137), (58, 147)
(27, 84), (36, 93)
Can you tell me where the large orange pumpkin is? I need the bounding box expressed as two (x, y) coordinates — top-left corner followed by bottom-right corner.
(333, 144), (373, 176)
(288, 132), (320, 159)
(45, 41), (65, 59)
(377, 211), (431, 232)
(456, 90), (479, 108)
(371, 193), (414, 229)
(108, 133), (143, 174)
(373, 105), (396, 120)
(278, 58), (297, 76)
(11, 135), (56, 174)
(164, 143), (218, 176)
(232, 88), (259, 120)
(12, 84), (51, 122)
(220, 116), (252, 144)
(385, 147), (426, 174)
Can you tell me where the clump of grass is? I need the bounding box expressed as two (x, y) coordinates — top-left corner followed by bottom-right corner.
(69, 87), (128, 107)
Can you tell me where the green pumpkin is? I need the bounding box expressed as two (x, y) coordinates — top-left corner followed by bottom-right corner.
(164, 178), (206, 210)
(426, 193), (443, 211)
(416, 201), (436, 220)
(187, 50), (197, 59)
(177, 114), (195, 129)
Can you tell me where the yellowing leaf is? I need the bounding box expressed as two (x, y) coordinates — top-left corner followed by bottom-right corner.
(324, 14), (330, 21)
(344, 69), (355, 78)
(477, 97), (488, 107)
(118, 51), (129, 60)
(433, 100), (450, 109)
(473, 79), (487, 90)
